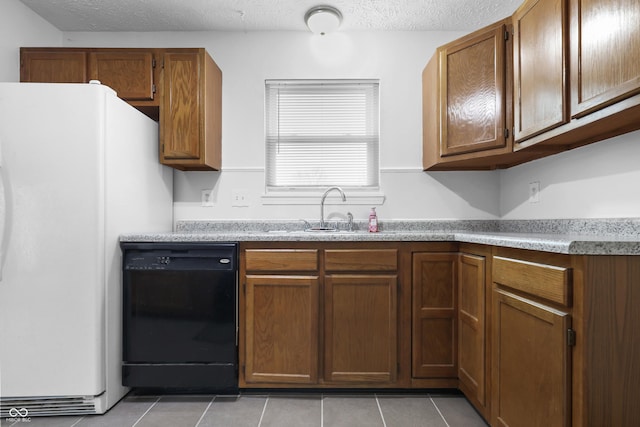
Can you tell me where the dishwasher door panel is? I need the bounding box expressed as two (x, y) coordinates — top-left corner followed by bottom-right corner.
(123, 269), (236, 364)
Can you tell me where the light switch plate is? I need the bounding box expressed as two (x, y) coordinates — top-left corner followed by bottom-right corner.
(529, 181), (540, 203)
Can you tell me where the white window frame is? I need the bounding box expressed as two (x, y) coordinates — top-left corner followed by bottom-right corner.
(262, 79), (384, 205)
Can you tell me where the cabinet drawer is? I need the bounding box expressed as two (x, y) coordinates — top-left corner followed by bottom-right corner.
(493, 256), (571, 306)
(324, 249), (398, 272)
(244, 249), (318, 272)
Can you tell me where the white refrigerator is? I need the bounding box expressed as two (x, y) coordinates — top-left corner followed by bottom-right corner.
(0, 83), (173, 416)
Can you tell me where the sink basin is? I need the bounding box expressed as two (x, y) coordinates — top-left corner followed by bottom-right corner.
(305, 227), (340, 232)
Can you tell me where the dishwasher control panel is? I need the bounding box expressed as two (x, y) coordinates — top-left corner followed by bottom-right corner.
(121, 243), (237, 271)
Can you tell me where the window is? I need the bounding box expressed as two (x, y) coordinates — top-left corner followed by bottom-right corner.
(265, 80), (380, 192)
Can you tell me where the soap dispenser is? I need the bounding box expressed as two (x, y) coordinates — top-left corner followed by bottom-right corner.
(368, 207), (378, 232)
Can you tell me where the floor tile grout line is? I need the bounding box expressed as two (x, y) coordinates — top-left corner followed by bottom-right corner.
(320, 393), (324, 427)
(374, 394), (388, 427)
(257, 395), (269, 427)
(194, 395), (216, 427)
(429, 395), (451, 427)
(70, 416), (86, 427)
(131, 395), (161, 427)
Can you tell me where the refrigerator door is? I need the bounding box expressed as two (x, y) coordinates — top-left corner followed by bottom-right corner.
(0, 83), (108, 397)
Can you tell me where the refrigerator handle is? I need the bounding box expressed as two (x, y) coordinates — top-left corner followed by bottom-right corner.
(0, 138), (7, 281)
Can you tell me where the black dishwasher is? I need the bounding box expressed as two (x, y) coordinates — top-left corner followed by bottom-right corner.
(121, 242), (238, 391)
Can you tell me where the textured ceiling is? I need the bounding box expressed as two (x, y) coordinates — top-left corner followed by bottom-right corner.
(19, 0), (522, 32)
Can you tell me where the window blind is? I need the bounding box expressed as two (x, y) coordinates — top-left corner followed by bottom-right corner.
(265, 80), (380, 189)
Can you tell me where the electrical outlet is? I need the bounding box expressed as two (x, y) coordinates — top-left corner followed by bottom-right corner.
(529, 181), (540, 203)
(231, 190), (249, 207)
(201, 189), (214, 207)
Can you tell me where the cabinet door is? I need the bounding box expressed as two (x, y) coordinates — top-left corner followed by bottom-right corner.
(20, 50), (87, 83)
(492, 289), (571, 427)
(440, 23), (508, 156)
(513, 0), (568, 142)
(161, 51), (202, 160)
(245, 275), (319, 384)
(88, 51), (155, 101)
(324, 274), (398, 384)
(458, 254), (486, 406)
(412, 253), (457, 378)
(570, 0), (640, 117)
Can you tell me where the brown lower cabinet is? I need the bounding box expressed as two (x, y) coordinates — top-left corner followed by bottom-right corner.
(244, 274), (320, 384)
(240, 241), (458, 389)
(239, 241), (640, 426)
(411, 252), (457, 381)
(458, 245), (490, 420)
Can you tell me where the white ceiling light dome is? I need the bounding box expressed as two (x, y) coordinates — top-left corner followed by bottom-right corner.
(304, 6), (343, 35)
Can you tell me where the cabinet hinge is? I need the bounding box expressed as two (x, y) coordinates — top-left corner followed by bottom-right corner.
(504, 30), (510, 41)
(567, 328), (576, 347)
(152, 58), (156, 68)
(152, 84), (156, 94)
(504, 128), (509, 138)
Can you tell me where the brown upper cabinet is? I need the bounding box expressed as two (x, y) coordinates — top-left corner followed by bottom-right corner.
(20, 49), (87, 83)
(570, 0), (640, 118)
(159, 49), (222, 171)
(20, 47), (222, 171)
(88, 51), (156, 101)
(21, 48), (159, 106)
(423, 19), (520, 170)
(512, 0), (569, 142)
(423, 0), (640, 170)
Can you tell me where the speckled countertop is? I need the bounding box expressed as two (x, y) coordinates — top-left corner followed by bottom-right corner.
(120, 218), (640, 255)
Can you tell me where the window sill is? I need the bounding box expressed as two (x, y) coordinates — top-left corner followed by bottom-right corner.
(261, 190), (386, 206)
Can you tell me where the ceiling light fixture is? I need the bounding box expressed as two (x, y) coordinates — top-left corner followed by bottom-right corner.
(304, 6), (343, 35)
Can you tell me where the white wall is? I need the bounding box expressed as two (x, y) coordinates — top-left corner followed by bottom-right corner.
(0, 0), (62, 81)
(499, 130), (640, 219)
(63, 30), (502, 221)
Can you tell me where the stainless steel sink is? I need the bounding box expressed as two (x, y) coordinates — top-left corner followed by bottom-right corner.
(305, 227), (340, 232)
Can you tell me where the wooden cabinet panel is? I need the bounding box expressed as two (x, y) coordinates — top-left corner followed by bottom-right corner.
(579, 256), (640, 426)
(324, 249), (397, 271)
(570, 0), (640, 117)
(441, 24), (508, 156)
(245, 249), (318, 272)
(244, 275), (319, 384)
(324, 274), (398, 383)
(513, 0), (568, 141)
(89, 51), (155, 101)
(161, 52), (201, 160)
(493, 256), (571, 306)
(160, 49), (222, 171)
(20, 50), (87, 83)
(458, 253), (486, 407)
(492, 289), (571, 427)
(412, 252), (457, 378)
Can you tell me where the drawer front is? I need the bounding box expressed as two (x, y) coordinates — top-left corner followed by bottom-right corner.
(245, 249), (319, 272)
(324, 249), (398, 272)
(493, 256), (571, 306)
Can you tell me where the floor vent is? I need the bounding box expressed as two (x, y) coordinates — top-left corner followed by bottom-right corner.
(0, 396), (97, 417)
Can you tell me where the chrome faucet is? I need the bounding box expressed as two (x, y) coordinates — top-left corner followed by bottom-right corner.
(320, 186), (346, 228)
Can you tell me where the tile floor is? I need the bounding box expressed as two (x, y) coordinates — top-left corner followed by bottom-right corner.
(3, 391), (489, 427)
